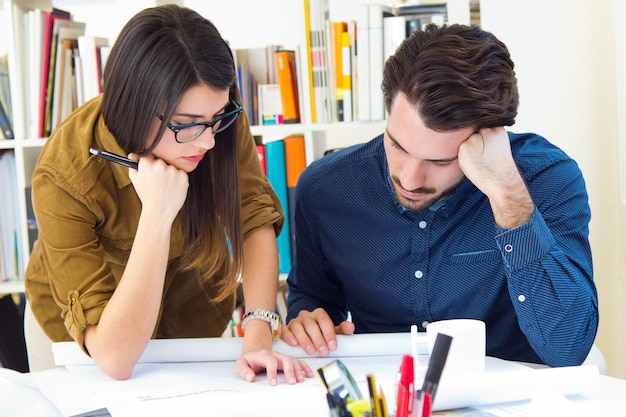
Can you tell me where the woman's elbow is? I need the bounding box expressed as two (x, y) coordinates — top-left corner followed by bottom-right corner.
(96, 357), (135, 380)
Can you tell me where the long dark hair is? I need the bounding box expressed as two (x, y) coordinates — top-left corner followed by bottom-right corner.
(382, 24), (519, 131)
(101, 4), (242, 302)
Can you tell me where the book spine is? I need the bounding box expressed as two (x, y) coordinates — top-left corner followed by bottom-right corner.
(303, 0), (316, 123)
(341, 30), (353, 123)
(309, 0), (331, 124)
(264, 139), (292, 273)
(256, 143), (267, 176)
(259, 83), (283, 125)
(283, 134), (306, 260)
(368, 4), (391, 121)
(356, 4), (371, 122)
(0, 100), (15, 139)
(274, 50), (301, 124)
(332, 21), (347, 122)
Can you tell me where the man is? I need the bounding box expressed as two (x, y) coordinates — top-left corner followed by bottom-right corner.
(282, 24), (598, 367)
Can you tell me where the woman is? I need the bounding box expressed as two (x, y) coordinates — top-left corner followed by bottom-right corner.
(24, 4), (312, 384)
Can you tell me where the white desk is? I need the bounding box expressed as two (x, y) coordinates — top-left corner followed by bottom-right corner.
(2, 334), (625, 417)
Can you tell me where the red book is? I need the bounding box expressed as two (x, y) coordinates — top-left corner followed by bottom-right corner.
(256, 143), (266, 175)
(38, 8), (71, 138)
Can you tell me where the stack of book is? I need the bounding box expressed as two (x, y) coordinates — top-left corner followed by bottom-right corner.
(5, 6), (110, 139)
(256, 134), (306, 274)
(235, 46), (302, 126)
(303, 0), (449, 124)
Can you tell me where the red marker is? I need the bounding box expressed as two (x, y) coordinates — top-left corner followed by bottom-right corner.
(422, 392), (432, 417)
(395, 354), (414, 417)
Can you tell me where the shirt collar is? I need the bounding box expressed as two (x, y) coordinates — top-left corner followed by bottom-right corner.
(383, 164), (478, 219)
(94, 115), (133, 189)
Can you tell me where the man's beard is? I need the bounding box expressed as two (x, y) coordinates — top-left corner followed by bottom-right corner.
(391, 175), (462, 211)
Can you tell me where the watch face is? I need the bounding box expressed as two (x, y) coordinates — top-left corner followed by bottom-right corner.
(317, 359), (363, 406)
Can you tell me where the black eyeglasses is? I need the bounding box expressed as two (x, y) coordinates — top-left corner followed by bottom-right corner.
(158, 97), (243, 143)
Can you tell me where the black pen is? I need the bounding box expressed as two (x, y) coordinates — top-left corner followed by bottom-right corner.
(421, 332), (452, 403)
(89, 148), (138, 170)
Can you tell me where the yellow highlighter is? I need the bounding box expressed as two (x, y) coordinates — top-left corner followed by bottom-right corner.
(366, 374), (382, 417)
(379, 387), (389, 417)
(347, 398), (373, 417)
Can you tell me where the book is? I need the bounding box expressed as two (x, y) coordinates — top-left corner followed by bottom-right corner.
(303, 0), (316, 123)
(24, 187), (38, 252)
(73, 51), (84, 106)
(341, 30), (353, 122)
(235, 46), (282, 85)
(0, 151), (21, 280)
(235, 64), (258, 125)
(306, 0), (331, 124)
(368, 4), (393, 121)
(332, 21), (348, 122)
(38, 8), (71, 138)
(235, 46), (283, 126)
(274, 50), (301, 124)
(255, 138), (267, 176)
(0, 58), (11, 121)
(355, 4), (371, 122)
(258, 83), (283, 125)
(77, 36), (109, 103)
(54, 37), (79, 128)
(26, 8), (44, 139)
(43, 19), (85, 137)
(0, 100), (14, 139)
(264, 139), (292, 273)
(283, 134), (306, 259)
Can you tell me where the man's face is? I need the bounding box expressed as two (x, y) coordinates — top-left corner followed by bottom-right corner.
(384, 93), (475, 211)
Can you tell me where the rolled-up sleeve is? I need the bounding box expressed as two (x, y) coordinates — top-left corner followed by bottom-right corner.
(28, 160), (127, 351)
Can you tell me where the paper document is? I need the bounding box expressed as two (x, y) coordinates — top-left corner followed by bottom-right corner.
(42, 334), (601, 416)
(53, 332), (427, 366)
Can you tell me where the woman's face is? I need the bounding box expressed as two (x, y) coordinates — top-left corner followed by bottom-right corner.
(150, 84), (230, 172)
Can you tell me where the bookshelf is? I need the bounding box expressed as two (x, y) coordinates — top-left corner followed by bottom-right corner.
(0, 0), (472, 291)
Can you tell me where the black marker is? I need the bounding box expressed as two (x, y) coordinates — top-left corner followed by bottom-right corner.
(421, 332), (452, 403)
(89, 148), (138, 170)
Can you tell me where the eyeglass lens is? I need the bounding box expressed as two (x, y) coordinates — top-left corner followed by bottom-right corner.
(175, 108), (239, 143)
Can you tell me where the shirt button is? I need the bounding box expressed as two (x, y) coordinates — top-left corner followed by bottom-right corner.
(518, 294), (526, 302)
(504, 244), (513, 253)
(418, 221), (427, 229)
(414, 270), (423, 279)
(422, 321), (429, 329)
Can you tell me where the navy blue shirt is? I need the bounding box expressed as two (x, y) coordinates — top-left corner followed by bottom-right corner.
(287, 132), (598, 366)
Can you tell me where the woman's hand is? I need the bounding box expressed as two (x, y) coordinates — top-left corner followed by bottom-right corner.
(128, 153), (189, 223)
(234, 347), (314, 386)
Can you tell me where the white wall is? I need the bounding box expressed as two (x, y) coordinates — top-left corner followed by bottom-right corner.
(481, 0), (625, 378)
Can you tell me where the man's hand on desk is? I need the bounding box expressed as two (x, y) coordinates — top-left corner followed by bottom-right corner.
(282, 307), (355, 357)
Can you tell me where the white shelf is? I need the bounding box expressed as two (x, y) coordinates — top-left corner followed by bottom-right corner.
(0, 280), (25, 294)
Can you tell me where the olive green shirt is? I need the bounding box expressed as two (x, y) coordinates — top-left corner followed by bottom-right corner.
(25, 95), (283, 350)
